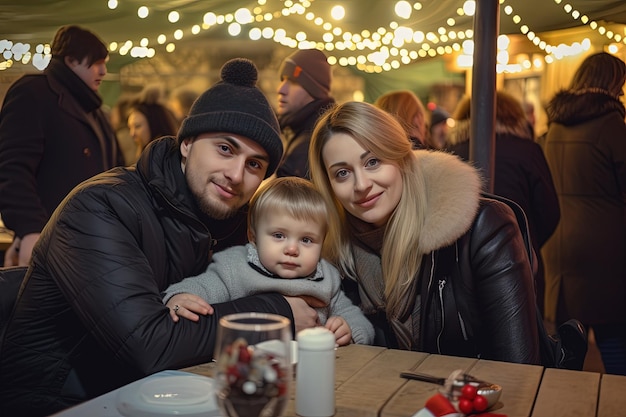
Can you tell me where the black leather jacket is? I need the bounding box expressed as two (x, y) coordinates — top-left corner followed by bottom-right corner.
(417, 198), (540, 363)
(0, 137), (294, 417)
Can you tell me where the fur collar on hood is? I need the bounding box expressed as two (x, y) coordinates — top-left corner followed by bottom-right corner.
(415, 149), (482, 253)
(447, 117), (532, 146)
(547, 89), (626, 126)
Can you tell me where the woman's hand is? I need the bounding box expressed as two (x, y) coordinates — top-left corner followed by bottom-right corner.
(166, 293), (214, 322)
(325, 316), (352, 346)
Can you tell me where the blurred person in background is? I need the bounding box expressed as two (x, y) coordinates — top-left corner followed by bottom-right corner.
(127, 86), (180, 162)
(446, 91), (560, 313)
(109, 93), (137, 165)
(375, 90), (428, 149)
(276, 48), (335, 178)
(427, 106), (452, 150)
(541, 52), (626, 375)
(0, 25), (123, 267)
(523, 100), (537, 139)
(168, 85), (200, 124)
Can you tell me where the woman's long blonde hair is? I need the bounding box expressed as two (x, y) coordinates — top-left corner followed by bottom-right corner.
(309, 101), (428, 317)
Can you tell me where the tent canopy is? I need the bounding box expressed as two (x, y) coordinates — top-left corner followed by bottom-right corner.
(2, 0), (625, 69)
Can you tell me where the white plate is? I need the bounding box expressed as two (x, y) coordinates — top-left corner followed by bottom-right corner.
(116, 373), (222, 417)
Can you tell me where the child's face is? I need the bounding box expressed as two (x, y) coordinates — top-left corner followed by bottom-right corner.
(252, 210), (325, 279)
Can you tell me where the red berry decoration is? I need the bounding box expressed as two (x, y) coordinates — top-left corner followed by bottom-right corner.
(473, 394), (489, 412)
(458, 397), (474, 414)
(461, 383), (478, 400)
(238, 344), (251, 362)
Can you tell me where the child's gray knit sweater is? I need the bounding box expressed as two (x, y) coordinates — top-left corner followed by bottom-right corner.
(163, 243), (374, 344)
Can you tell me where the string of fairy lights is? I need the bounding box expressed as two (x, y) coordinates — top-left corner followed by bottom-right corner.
(0, 0), (624, 73)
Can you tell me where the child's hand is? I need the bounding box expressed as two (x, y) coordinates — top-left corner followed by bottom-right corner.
(166, 293), (214, 322)
(325, 316), (352, 346)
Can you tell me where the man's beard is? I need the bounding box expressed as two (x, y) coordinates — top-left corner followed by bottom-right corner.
(191, 189), (236, 219)
(186, 171), (238, 220)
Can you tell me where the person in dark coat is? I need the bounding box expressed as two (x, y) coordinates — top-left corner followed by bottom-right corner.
(541, 52), (626, 375)
(276, 48), (335, 178)
(0, 58), (318, 417)
(446, 91), (560, 314)
(0, 25), (124, 267)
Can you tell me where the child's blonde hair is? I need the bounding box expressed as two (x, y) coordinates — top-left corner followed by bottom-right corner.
(248, 177), (329, 240)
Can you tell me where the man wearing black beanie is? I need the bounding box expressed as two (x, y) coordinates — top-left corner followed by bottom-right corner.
(0, 58), (318, 417)
(276, 48), (335, 178)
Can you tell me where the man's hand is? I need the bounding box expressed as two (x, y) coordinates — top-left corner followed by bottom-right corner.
(165, 293), (214, 322)
(325, 316), (352, 346)
(284, 296), (320, 333)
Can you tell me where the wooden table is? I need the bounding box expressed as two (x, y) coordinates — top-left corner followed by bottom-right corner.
(184, 344), (626, 417)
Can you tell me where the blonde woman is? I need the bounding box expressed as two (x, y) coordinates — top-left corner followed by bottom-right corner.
(309, 101), (541, 364)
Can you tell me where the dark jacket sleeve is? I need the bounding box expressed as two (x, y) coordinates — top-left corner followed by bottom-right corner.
(468, 199), (541, 364)
(0, 77), (49, 236)
(528, 142), (560, 247)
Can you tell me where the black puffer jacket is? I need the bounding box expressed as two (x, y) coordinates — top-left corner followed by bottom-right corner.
(0, 137), (294, 417)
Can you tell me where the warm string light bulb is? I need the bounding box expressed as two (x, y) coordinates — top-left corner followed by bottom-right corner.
(0, 0), (621, 72)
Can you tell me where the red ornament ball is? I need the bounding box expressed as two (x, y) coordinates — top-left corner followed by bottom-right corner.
(458, 397), (474, 414)
(461, 383), (478, 400)
(473, 394), (489, 412)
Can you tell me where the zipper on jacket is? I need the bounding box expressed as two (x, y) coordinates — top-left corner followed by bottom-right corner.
(436, 279), (446, 353)
(458, 312), (469, 340)
(426, 252), (436, 294)
(450, 242), (469, 341)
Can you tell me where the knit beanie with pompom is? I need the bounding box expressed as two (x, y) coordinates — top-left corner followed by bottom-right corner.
(178, 58), (283, 177)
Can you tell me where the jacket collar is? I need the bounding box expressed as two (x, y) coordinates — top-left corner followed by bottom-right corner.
(447, 118), (532, 146)
(278, 98), (335, 132)
(45, 57), (102, 113)
(415, 150), (482, 253)
(547, 89), (626, 125)
(136, 137), (197, 217)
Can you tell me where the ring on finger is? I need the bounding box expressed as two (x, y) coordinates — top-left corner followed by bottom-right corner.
(174, 304), (180, 313)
